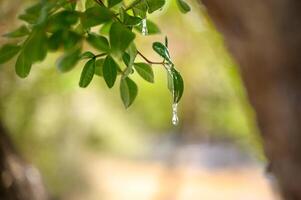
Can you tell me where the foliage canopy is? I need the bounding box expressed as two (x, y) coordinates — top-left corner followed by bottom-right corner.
(0, 0), (190, 108)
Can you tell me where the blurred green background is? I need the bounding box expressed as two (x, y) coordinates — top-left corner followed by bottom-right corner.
(0, 0), (274, 199)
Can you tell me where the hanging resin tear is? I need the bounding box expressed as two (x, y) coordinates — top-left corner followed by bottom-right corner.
(172, 103), (179, 125)
(141, 18), (148, 36)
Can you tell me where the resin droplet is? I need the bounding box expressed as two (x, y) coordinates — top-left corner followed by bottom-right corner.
(141, 19), (148, 36)
(172, 103), (179, 126)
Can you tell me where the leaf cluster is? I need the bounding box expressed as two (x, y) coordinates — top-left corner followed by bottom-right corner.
(0, 0), (190, 108)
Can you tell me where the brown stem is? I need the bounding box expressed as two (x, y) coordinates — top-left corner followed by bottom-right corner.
(137, 50), (165, 65)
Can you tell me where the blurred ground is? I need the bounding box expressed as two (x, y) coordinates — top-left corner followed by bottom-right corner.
(69, 145), (279, 200)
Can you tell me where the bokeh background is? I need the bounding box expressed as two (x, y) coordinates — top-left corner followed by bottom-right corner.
(0, 0), (280, 199)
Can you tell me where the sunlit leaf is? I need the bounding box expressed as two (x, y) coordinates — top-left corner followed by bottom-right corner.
(23, 29), (48, 63)
(0, 44), (21, 64)
(109, 22), (135, 56)
(108, 0), (122, 8)
(176, 0), (191, 13)
(79, 58), (95, 88)
(3, 25), (30, 38)
(80, 51), (95, 60)
(81, 6), (114, 28)
(86, 33), (110, 52)
(15, 51), (32, 78)
(120, 77), (138, 108)
(146, 0), (165, 13)
(152, 41), (172, 63)
(103, 55), (118, 88)
(134, 63), (154, 83)
(95, 58), (104, 76)
(57, 48), (81, 72)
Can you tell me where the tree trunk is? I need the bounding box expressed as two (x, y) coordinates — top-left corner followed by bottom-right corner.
(198, 0), (301, 199)
(0, 123), (48, 200)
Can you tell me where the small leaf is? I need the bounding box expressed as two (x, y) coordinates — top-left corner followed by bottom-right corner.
(132, 1), (148, 18)
(48, 10), (79, 32)
(146, 0), (165, 13)
(0, 44), (20, 64)
(99, 22), (112, 35)
(168, 68), (184, 103)
(134, 63), (154, 83)
(47, 30), (63, 51)
(85, 0), (98, 9)
(18, 3), (42, 24)
(176, 0), (191, 13)
(79, 58), (95, 88)
(95, 59), (104, 76)
(57, 48), (81, 72)
(165, 36), (168, 47)
(152, 41), (172, 63)
(120, 77), (138, 108)
(15, 51), (32, 78)
(3, 25), (30, 38)
(123, 43), (137, 77)
(63, 31), (82, 50)
(23, 28), (48, 63)
(86, 33), (110, 52)
(122, 53), (130, 66)
(120, 8), (142, 26)
(80, 51), (95, 60)
(109, 22), (135, 56)
(81, 6), (113, 28)
(103, 55), (118, 88)
(108, 0), (122, 8)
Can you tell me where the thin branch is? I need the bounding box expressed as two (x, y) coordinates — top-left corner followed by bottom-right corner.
(94, 53), (107, 58)
(137, 50), (165, 65)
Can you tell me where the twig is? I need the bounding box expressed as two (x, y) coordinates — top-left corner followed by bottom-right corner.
(137, 50), (165, 65)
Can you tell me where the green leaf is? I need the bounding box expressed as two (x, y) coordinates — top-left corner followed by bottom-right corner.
(109, 22), (135, 56)
(146, 0), (165, 13)
(0, 44), (20, 64)
(85, 0), (98, 9)
(18, 3), (42, 24)
(152, 41), (172, 63)
(120, 8), (142, 26)
(108, 0), (122, 8)
(120, 77), (138, 108)
(79, 58), (95, 88)
(95, 59), (104, 76)
(86, 33), (110, 52)
(81, 6), (114, 28)
(135, 20), (160, 35)
(3, 25), (30, 38)
(15, 51), (32, 78)
(62, 0), (77, 10)
(176, 0), (191, 13)
(134, 63), (154, 83)
(165, 36), (168, 47)
(80, 51), (95, 60)
(103, 55), (118, 88)
(23, 29), (48, 63)
(57, 48), (81, 72)
(99, 22), (112, 35)
(123, 43), (137, 77)
(47, 30), (63, 51)
(132, 1), (148, 18)
(168, 68), (184, 103)
(63, 31), (82, 50)
(48, 10), (79, 32)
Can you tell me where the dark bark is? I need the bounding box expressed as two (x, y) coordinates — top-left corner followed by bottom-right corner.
(199, 0), (301, 199)
(0, 123), (48, 200)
